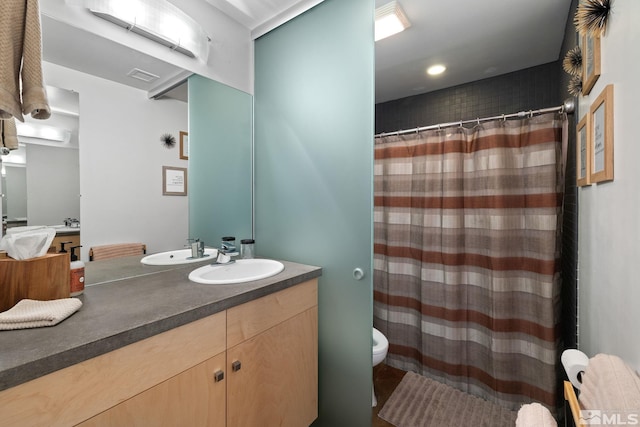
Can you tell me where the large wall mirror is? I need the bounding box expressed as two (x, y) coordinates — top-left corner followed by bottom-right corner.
(1, 86), (80, 230)
(28, 9), (251, 262)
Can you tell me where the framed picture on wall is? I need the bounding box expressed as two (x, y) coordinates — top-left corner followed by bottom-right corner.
(582, 32), (601, 95)
(162, 166), (188, 196)
(589, 85), (614, 184)
(576, 114), (591, 186)
(179, 131), (189, 160)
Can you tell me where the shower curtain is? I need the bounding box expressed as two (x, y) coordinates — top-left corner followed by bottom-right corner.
(373, 113), (566, 411)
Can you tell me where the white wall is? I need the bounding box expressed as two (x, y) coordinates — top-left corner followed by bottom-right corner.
(27, 144), (80, 226)
(43, 62), (189, 261)
(578, 0), (640, 368)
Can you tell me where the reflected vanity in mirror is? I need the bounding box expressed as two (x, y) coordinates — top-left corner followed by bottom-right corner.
(1, 85), (80, 251)
(5, 9), (252, 281)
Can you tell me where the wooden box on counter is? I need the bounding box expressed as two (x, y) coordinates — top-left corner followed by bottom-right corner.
(0, 252), (70, 312)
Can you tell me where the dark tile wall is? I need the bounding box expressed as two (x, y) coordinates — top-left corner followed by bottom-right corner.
(559, 0), (579, 354)
(375, 62), (561, 134)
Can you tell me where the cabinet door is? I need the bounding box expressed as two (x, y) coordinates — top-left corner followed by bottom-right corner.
(227, 307), (318, 427)
(51, 234), (80, 252)
(78, 352), (226, 427)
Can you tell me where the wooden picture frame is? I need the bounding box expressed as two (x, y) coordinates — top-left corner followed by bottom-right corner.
(576, 114), (591, 186)
(179, 131), (189, 160)
(589, 85), (614, 184)
(162, 166), (188, 196)
(582, 32), (601, 95)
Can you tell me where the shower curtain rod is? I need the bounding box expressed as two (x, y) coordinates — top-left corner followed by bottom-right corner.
(374, 98), (575, 138)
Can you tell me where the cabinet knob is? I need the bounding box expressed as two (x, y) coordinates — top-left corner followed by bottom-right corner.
(232, 360), (242, 372)
(213, 370), (224, 382)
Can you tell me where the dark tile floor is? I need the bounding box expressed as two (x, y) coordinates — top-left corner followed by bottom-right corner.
(372, 363), (406, 427)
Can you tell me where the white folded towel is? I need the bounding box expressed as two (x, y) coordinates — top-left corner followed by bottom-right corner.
(0, 298), (82, 330)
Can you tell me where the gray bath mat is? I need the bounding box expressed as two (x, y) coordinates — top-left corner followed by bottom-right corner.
(378, 371), (517, 427)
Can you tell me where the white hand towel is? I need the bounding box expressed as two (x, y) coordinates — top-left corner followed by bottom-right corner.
(515, 403), (557, 427)
(0, 298), (82, 330)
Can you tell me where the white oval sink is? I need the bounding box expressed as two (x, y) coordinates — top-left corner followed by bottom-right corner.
(140, 248), (218, 266)
(188, 259), (285, 285)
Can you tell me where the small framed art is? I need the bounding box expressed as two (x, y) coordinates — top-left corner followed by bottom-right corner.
(589, 85), (614, 184)
(582, 32), (601, 95)
(576, 114), (590, 187)
(180, 131), (189, 160)
(163, 166), (188, 196)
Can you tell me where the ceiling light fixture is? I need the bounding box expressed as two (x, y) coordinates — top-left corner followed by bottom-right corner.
(15, 123), (71, 144)
(85, 0), (209, 61)
(375, 1), (411, 42)
(427, 64), (446, 76)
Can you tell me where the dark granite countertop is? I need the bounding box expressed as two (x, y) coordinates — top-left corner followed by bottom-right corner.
(0, 255), (321, 391)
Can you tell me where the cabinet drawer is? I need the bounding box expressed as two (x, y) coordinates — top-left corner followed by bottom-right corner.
(227, 279), (318, 348)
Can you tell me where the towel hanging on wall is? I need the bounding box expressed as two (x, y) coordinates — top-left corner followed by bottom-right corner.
(0, 118), (19, 150)
(0, 0), (51, 122)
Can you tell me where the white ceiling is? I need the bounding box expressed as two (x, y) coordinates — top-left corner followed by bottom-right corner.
(41, 0), (573, 104)
(375, 0), (572, 103)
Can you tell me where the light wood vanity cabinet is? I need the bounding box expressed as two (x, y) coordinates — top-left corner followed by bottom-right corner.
(226, 280), (318, 427)
(0, 279), (318, 427)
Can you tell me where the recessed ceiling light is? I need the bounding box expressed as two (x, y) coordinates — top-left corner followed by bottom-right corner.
(427, 64), (446, 76)
(375, 1), (411, 42)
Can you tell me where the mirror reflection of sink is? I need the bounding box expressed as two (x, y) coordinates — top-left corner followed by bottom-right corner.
(140, 248), (219, 266)
(188, 259), (285, 285)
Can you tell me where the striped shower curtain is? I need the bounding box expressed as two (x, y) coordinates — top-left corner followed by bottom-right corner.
(373, 113), (566, 411)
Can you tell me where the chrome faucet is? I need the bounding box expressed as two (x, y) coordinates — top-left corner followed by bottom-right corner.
(188, 238), (205, 259)
(220, 236), (237, 254)
(64, 218), (80, 227)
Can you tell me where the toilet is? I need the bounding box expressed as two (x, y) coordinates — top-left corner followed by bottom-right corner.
(372, 327), (389, 407)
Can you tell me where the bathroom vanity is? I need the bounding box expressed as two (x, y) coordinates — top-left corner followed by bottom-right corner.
(0, 256), (321, 427)
(49, 225), (81, 252)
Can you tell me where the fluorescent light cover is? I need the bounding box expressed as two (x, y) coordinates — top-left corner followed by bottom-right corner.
(375, 1), (411, 42)
(427, 64), (446, 75)
(85, 0), (209, 61)
(15, 122), (71, 143)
